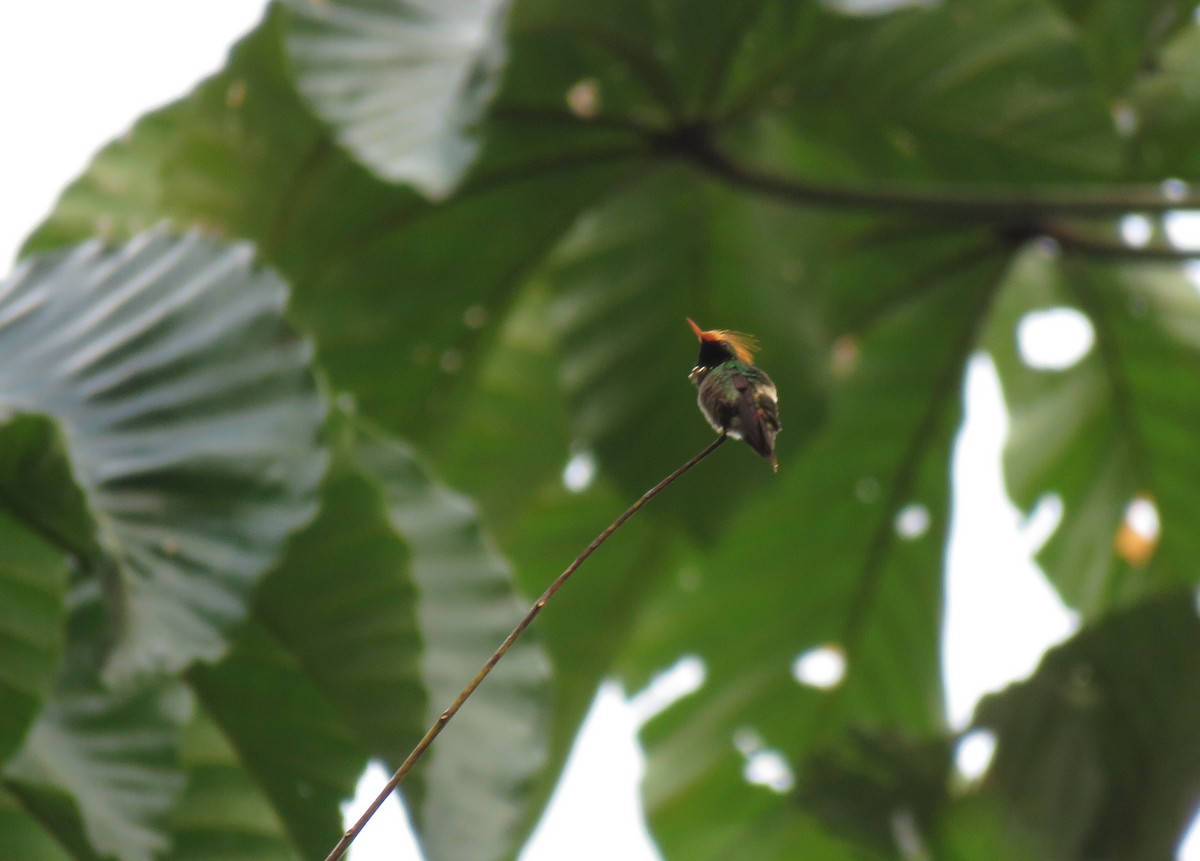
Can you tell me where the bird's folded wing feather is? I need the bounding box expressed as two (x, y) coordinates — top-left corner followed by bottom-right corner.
(731, 371), (772, 458)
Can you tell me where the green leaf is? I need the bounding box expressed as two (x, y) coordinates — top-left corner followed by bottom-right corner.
(0, 230), (327, 682)
(1127, 25), (1200, 180)
(541, 167), (831, 534)
(0, 413), (77, 768)
(507, 0), (773, 123)
(0, 412), (99, 562)
(506, 477), (686, 804)
(353, 422), (552, 861)
(5, 643), (190, 861)
(426, 286), (685, 826)
(986, 250), (1200, 615)
(187, 624), (365, 859)
(722, 0), (1119, 183)
(284, 0), (510, 198)
(164, 710), (296, 861)
(1049, 0), (1193, 98)
(625, 238), (1009, 859)
(0, 788), (75, 861)
(17, 2), (1200, 858)
(22, 12), (646, 447)
(238, 412), (553, 861)
(428, 286), (575, 535)
(0, 511), (67, 769)
(794, 729), (953, 856)
(974, 590), (1200, 859)
(254, 441), (425, 774)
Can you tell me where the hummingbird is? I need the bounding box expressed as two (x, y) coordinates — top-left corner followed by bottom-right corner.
(687, 318), (781, 471)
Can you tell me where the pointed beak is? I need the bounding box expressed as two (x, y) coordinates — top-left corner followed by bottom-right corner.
(686, 317), (705, 340)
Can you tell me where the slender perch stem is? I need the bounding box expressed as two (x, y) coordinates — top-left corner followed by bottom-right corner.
(325, 434), (729, 861)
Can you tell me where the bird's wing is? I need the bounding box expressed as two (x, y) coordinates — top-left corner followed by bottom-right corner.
(730, 371), (773, 458)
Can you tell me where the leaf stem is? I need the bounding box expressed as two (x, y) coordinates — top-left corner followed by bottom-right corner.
(654, 123), (1200, 225)
(324, 434), (729, 861)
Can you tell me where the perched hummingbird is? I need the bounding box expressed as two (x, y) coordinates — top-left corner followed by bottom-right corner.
(687, 318), (781, 471)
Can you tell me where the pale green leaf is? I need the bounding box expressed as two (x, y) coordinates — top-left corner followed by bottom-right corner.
(5, 647), (190, 861)
(0, 230), (327, 682)
(354, 422), (552, 861)
(285, 0), (510, 198)
(986, 250), (1200, 615)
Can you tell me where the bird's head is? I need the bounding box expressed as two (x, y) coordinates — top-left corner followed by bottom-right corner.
(687, 317), (758, 367)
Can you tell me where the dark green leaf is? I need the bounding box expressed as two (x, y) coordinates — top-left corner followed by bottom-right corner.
(428, 286), (574, 535)
(720, 0), (1118, 183)
(0, 788), (76, 861)
(0, 231), (326, 682)
(0, 786), (97, 861)
(236, 409), (555, 861)
(255, 441), (425, 773)
(1127, 25), (1200, 180)
(1050, 0), (1192, 98)
(795, 729), (952, 857)
(0, 413), (99, 792)
(187, 624), (364, 860)
(974, 591), (1200, 859)
(284, 0), (510, 198)
(0, 413), (98, 562)
(0, 510), (68, 769)
(165, 710), (296, 861)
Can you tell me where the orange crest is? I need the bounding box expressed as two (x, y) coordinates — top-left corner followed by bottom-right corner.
(686, 318), (759, 364)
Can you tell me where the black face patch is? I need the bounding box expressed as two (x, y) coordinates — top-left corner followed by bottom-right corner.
(696, 339), (735, 369)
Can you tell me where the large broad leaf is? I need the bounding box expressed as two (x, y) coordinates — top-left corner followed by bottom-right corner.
(427, 287), (574, 536)
(425, 287), (686, 824)
(986, 249), (1200, 616)
(217, 414), (552, 861)
(713, 0), (1120, 184)
(0, 412), (99, 562)
(164, 710), (296, 861)
(0, 414), (76, 767)
(17, 2), (1200, 859)
(0, 509), (67, 767)
(187, 624), (365, 859)
(1049, 0), (1193, 99)
(540, 167), (833, 533)
(4, 615), (191, 861)
(284, 0), (510, 198)
(254, 434), (426, 773)
(973, 590), (1200, 859)
(352, 421), (551, 861)
(0, 789), (76, 861)
(0, 230), (326, 681)
(621, 238), (1010, 859)
(22, 10), (647, 446)
(1128, 24), (1200, 180)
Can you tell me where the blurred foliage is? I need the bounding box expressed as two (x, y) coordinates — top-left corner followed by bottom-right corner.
(4, 0), (1200, 859)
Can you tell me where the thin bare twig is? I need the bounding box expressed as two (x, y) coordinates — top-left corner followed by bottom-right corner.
(325, 433), (729, 861)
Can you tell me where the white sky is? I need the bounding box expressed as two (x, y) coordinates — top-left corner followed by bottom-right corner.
(2, 4), (1193, 860)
